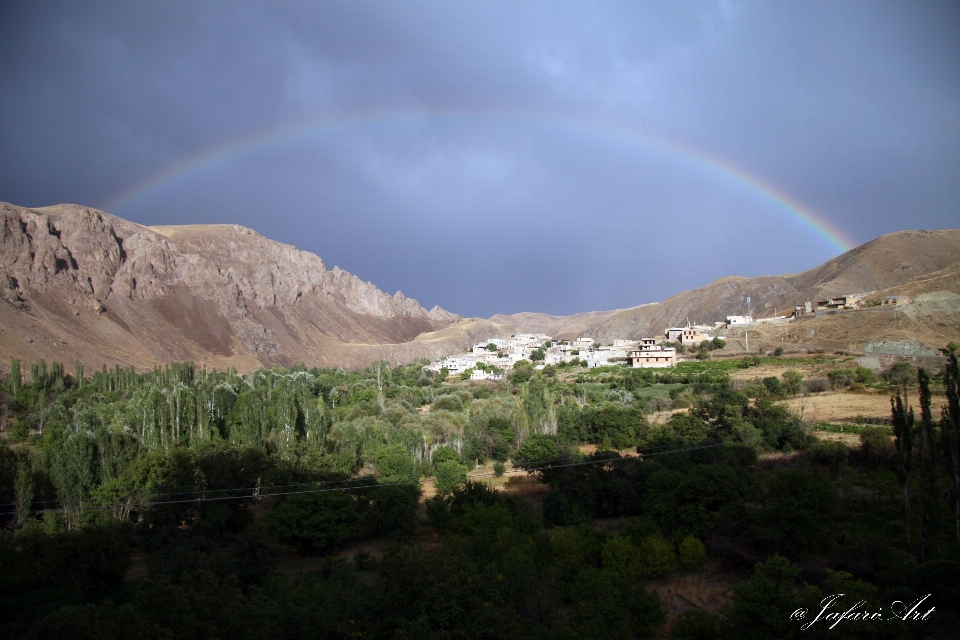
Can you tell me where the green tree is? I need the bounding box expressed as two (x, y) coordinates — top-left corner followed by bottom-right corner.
(374, 444), (417, 484)
(637, 533), (678, 577)
(762, 469), (837, 555)
(434, 459), (468, 494)
(52, 524), (131, 602)
(887, 361), (914, 395)
(782, 370), (804, 396)
(601, 535), (644, 580)
(941, 350), (960, 542)
(728, 555), (801, 640)
(891, 392), (915, 544)
(917, 368), (939, 561)
(13, 457), (34, 528)
(512, 434), (561, 469)
(368, 484), (420, 540)
(267, 491), (364, 553)
(678, 535), (708, 570)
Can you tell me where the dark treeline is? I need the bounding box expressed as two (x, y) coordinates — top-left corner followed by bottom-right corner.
(1, 351), (959, 638)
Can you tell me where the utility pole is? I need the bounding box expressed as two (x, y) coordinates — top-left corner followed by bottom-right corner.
(745, 330), (749, 352)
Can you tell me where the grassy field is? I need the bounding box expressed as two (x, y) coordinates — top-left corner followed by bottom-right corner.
(631, 383), (684, 398)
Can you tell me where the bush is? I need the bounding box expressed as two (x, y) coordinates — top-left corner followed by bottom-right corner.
(807, 440), (848, 477)
(637, 533), (678, 578)
(267, 491), (364, 553)
(762, 376), (783, 396)
(493, 461), (505, 477)
(803, 377), (830, 394)
(827, 369), (850, 390)
(8, 420), (30, 441)
(424, 495), (453, 532)
(374, 444), (418, 484)
(434, 460), (467, 494)
(781, 370), (803, 395)
(432, 394), (464, 412)
(773, 346), (784, 357)
(678, 535), (708, 570)
(368, 484), (420, 540)
(601, 535), (644, 580)
(858, 426), (894, 469)
(512, 434), (561, 469)
(431, 445), (460, 466)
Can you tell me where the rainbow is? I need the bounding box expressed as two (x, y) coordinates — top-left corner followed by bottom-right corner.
(101, 111), (857, 253)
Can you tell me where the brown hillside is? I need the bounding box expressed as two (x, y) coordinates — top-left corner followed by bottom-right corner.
(577, 229), (960, 342)
(0, 202), (469, 371)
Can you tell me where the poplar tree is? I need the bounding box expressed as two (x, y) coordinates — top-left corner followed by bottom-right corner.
(891, 392), (915, 544)
(939, 350), (960, 542)
(10, 357), (21, 396)
(14, 457), (34, 528)
(917, 368), (939, 561)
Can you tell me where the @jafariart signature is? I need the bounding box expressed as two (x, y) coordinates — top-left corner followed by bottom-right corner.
(790, 594), (935, 630)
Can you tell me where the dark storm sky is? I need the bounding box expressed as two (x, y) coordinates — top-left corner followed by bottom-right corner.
(2, 1), (958, 317)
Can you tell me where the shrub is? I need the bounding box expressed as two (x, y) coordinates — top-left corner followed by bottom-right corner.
(434, 460), (467, 494)
(431, 445), (460, 466)
(432, 394), (464, 412)
(762, 376), (783, 396)
(493, 461), (505, 477)
(773, 346), (784, 357)
(9, 420), (30, 441)
(267, 491), (363, 553)
(803, 377), (830, 394)
(512, 434), (561, 469)
(807, 440), (848, 477)
(601, 535), (644, 580)
(678, 535), (708, 570)
(637, 533), (678, 578)
(368, 484), (420, 540)
(374, 444), (418, 484)
(781, 370), (803, 395)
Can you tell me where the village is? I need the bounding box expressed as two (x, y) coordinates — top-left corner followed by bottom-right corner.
(424, 292), (914, 379)
(423, 325), (717, 379)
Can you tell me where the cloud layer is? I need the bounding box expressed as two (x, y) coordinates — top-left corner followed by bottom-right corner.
(2, 1), (958, 316)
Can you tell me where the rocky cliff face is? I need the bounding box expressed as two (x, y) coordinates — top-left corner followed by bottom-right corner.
(0, 202), (460, 370)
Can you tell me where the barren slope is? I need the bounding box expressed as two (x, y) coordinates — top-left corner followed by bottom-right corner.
(0, 203), (465, 371)
(579, 229), (960, 342)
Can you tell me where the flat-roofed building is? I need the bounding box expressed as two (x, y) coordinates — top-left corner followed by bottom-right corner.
(628, 347), (677, 368)
(882, 295), (911, 306)
(666, 328), (685, 341)
(679, 328), (709, 345)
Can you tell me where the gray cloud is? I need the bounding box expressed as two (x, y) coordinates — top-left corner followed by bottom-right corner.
(2, 1), (958, 317)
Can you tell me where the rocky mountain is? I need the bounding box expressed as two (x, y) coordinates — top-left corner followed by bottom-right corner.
(0, 202), (462, 370)
(2, 201), (958, 372)
(494, 229), (960, 345)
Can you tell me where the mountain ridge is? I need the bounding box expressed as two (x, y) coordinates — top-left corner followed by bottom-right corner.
(2, 202), (958, 370)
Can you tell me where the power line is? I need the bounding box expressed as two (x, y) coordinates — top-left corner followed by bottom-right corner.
(1, 440), (725, 517)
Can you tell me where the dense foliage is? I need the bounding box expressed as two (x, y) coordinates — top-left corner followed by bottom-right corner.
(1, 351), (958, 638)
